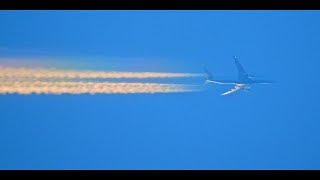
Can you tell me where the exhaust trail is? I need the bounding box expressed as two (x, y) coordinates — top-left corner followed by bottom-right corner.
(0, 67), (203, 79)
(0, 81), (199, 94)
(0, 57), (204, 95)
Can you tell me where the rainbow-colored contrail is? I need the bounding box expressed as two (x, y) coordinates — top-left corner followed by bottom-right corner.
(0, 67), (202, 79)
(0, 58), (202, 95)
(0, 81), (198, 94)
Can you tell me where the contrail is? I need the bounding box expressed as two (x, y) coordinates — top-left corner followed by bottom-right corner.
(0, 62), (203, 95)
(0, 81), (199, 94)
(0, 67), (203, 79)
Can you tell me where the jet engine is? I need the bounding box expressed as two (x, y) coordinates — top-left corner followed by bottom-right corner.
(243, 86), (251, 92)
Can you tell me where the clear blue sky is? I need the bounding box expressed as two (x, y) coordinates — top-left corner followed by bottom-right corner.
(1, 10), (320, 170)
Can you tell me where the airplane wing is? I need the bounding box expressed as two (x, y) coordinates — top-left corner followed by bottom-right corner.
(233, 56), (248, 80)
(221, 84), (244, 96)
(206, 80), (237, 85)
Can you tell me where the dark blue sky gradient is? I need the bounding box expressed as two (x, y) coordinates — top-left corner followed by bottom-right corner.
(1, 10), (320, 169)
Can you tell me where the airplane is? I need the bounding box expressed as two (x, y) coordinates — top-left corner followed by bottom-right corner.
(204, 56), (273, 96)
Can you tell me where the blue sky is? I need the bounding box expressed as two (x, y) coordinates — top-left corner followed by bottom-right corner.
(1, 10), (320, 169)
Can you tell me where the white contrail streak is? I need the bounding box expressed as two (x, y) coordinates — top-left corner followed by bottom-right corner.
(0, 81), (198, 94)
(0, 67), (203, 79)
